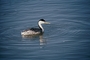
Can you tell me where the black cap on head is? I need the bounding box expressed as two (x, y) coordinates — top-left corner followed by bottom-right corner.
(39, 19), (45, 22)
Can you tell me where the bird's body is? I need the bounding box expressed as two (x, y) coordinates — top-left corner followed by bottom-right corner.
(21, 28), (42, 36)
(21, 19), (50, 36)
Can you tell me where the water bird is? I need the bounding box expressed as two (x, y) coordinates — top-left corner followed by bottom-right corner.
(21, 19), (50, 36)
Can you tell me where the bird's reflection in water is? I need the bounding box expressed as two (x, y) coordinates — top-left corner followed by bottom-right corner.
(39, 34), (46, 48)
(22, 33), (46, 48)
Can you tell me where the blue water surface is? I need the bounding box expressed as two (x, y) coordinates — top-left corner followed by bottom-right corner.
(0, 0), (90, 60)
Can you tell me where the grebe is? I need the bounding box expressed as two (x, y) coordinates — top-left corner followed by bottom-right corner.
(21, 19), (50, 36)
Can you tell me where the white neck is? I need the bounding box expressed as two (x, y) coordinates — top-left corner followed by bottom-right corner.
(38, 22), (44, 32)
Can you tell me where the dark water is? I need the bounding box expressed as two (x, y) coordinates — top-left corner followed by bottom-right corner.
(0, 0), (90, 60)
